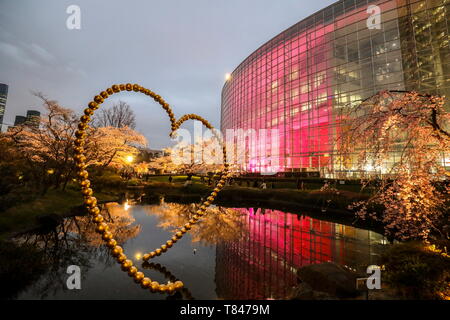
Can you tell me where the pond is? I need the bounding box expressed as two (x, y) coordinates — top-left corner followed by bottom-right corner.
(10, 199), (389, 300)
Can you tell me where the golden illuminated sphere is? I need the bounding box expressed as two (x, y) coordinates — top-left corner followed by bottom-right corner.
(75, 163), (85, 170)
(149, 251), (156, 258)
(111, 246), (123, 257)
(211, 191), (218, 197)
(78, 174), (89, 179)
(166, 240), (173, 247)
(88, 101), (98, 109)
(180, 227), (187, 234)
(132, 84), (140, 92)
(207, 196), (214, 202)
(127, 266), (138, 276)
(125, 83), (132, 91)
(142, 253), (150, 261)
(139, 87), (146, 93)
(74, 154), (86, 162)
(116, 253), (127, 263)
(141, 277), (151, 288)
(81, 115), (91, 123)
(89, 207), (100, 215)
(155, 248), (162, 256)
(204, 201), (210, 206)
(101, 231), (113, 241)
(175, 231), (183, 239)
(171, 236), (178, 243)
(158, 285), (167, 293)
(154, 94), (161, 101)
(100, 91), (108, 99)
(93, 215), (104, 223)
(78, 122), (88, 130)
(213, 188), (220, 193)
(174, 281), (184, 290)
(81, 188), (92, 196)
(106, 239), (117, 248)
(167, 284), (176, 294)
(119, 84), (126, 91)
(94, 95), (104, 103)
(121, 259), (133, 269)
(161, 244), (167, 252)
(150, 281), (159, 292)
(75, 130), (84, 139)
(188, 219), (196, 224)
(112, 84), (120, 92)
(106, 88), (114, 95)
(184, 223), (191, 230)
(219, 179), (225, 184)
(112, 245), (123, 255)
(85, 196), (96, 206)
(74, 146), (84, 154)
(95, 222), (108, 233)
(74, 138), (84, 147)
(192, 215), (200, 221)
(200, 205), (207, 211)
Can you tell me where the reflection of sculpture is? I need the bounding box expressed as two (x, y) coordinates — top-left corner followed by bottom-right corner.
(141, 262), (194, 300)
(147, 203), (246, 245)
(74, 83), (231, 293)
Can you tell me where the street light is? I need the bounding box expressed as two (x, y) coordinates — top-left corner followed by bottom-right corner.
(126, 155), (134, 164)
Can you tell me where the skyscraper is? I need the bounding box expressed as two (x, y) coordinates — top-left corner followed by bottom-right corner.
(13, 115), (27, 127)
(26, 110), (41, 128)
(0, 83), (8, 131)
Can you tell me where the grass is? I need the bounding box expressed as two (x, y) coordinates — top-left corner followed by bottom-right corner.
(0, 187), (118, 239)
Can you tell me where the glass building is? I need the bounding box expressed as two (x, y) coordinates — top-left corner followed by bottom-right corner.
(0, 83), (8, 131)
(220, 0), (450, 176)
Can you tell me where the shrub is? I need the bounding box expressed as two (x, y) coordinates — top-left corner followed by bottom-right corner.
(381, 241), (450, 299)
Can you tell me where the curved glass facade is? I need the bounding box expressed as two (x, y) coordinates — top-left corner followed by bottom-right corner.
(220, 0), (450, 176)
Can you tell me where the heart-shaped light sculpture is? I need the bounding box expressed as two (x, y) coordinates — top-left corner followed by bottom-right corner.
(74, 83), (230, 294)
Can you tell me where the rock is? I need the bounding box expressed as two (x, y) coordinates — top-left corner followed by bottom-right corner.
(288, 281), (339, 300)
(297, 262), (359, 298)
(288, 282), (314, 300)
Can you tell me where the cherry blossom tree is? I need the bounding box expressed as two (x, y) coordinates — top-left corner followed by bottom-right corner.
(336, 91), (450, 240)
(4, 93), (147, 191)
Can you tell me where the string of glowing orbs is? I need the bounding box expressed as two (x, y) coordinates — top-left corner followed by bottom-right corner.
(74, 83), (230, 294)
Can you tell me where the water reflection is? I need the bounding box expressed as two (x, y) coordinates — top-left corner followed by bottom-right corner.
(215, 208), (386, 299)
(142, 262), (195, 300)
(8, 202), (388, 300)
(146, 200), (246, 244)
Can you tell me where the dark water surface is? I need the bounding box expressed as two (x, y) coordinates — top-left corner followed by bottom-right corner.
(12, 201), (389, 300)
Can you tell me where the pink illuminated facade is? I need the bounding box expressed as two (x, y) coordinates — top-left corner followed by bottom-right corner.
(221, 0), (450, 176)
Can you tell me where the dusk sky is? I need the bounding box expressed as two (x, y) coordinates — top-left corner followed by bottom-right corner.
(0, 0), (335, 149)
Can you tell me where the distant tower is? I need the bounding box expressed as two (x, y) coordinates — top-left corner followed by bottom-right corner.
(14, 115), (27, 126)
(26, 110), (40, 128)
(0, 83), (8, 131)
